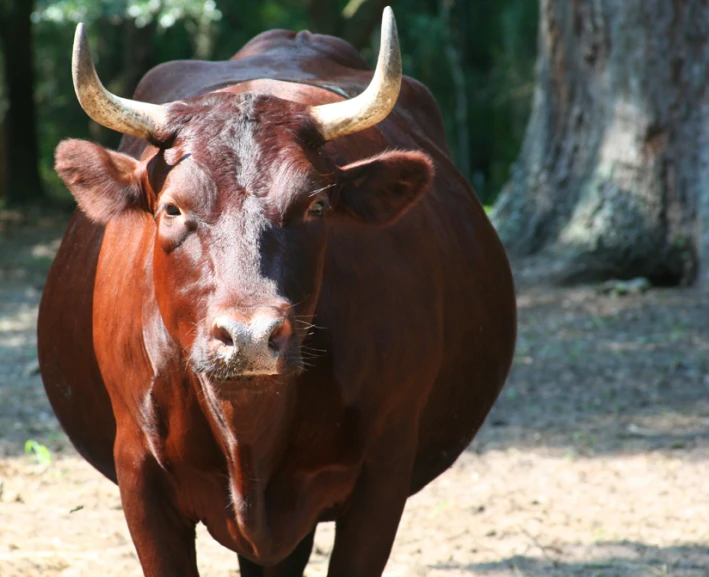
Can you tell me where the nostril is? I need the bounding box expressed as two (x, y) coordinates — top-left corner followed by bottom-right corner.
(268, 336), (280, 353)
(267, 320), (291, 355)
(212, 323), (235, 348)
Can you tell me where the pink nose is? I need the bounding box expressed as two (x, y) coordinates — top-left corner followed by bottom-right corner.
(211, 310), (293, 372)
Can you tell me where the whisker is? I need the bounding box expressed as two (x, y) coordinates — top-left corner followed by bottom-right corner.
(301, 346), (327, 353)
(289, 296), (312, 310)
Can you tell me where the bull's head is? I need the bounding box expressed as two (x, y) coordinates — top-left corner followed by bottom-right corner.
(55, 8), (433, 383)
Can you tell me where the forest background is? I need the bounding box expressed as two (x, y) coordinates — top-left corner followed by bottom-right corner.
(4, 0), (709, 287)
(0, 0), (537, 208)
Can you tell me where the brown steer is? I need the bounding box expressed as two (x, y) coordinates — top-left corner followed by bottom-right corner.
(38, 8), (516, 577)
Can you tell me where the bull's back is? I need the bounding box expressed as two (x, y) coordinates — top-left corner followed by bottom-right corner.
(37, 212), (118, 482)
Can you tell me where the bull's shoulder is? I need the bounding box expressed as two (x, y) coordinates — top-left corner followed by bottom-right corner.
(129, 28), (449, 154)
(132, 30), (370, 105)
(395, 76), (450, 153)
(132, 60), (242, 104)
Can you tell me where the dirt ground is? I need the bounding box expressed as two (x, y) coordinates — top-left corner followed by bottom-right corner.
(1, 208), (708, 577)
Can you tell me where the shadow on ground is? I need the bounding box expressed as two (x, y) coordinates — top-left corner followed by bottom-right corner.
(472, 282), (709, 457)
(434, 541), (709, 576)
(0, 209), (68, 458)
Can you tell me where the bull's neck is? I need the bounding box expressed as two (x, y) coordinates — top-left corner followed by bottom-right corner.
(193, 373), (296, 553)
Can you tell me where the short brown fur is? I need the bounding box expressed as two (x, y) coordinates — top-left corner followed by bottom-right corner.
(39, 27), (516, 577)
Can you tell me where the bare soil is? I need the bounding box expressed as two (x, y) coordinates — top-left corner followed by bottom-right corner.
(1, 208), (708, 577)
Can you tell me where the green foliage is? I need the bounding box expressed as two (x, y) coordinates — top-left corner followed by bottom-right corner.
(23, 0), (538, 203)
(24, 439), (52, 465)
(34, 0), (222, 28)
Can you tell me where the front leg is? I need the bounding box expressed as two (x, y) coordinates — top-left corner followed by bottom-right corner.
(115, 427), (199, 577)
(327, 422), (418, 577)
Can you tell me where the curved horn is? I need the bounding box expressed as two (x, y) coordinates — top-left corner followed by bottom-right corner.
(72, 23), (168, 140)
(309, 6), (402, 141)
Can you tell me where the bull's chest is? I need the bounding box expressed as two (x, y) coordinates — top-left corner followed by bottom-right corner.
(158, 400), (364, 560)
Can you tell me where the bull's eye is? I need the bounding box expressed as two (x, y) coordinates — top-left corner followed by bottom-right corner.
(308, 199), (331, 217)
(164, 203), (181, 217)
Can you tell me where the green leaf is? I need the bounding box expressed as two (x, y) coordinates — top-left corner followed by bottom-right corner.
(24, 439), (52, 466)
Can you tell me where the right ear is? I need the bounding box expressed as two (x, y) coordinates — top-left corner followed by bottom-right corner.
(55, 139), (146, 224)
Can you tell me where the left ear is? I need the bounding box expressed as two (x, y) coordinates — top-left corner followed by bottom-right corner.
(335, 150), (434, 225)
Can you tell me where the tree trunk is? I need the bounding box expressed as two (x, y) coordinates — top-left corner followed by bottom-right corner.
(0, 0), (43, 204)
(491, 0), (709, 285)
(0, 115), (6, 202)
(307, 0), (393, 52)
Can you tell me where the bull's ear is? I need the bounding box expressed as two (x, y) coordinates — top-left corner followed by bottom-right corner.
(335, 150), (434, 225)
(55, 139), (146, 224)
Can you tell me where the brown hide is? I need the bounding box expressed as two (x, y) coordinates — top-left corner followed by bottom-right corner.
(38, 28), (516, 577)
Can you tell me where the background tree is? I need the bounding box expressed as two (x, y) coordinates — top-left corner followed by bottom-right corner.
(492, 0), (709, 285)
(0, 0), (44, 204)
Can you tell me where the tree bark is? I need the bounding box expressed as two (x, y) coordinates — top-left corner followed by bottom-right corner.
(491, 0), (709, 285)
(0, 0), (43, 204)
(0, 114), (6, 201)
